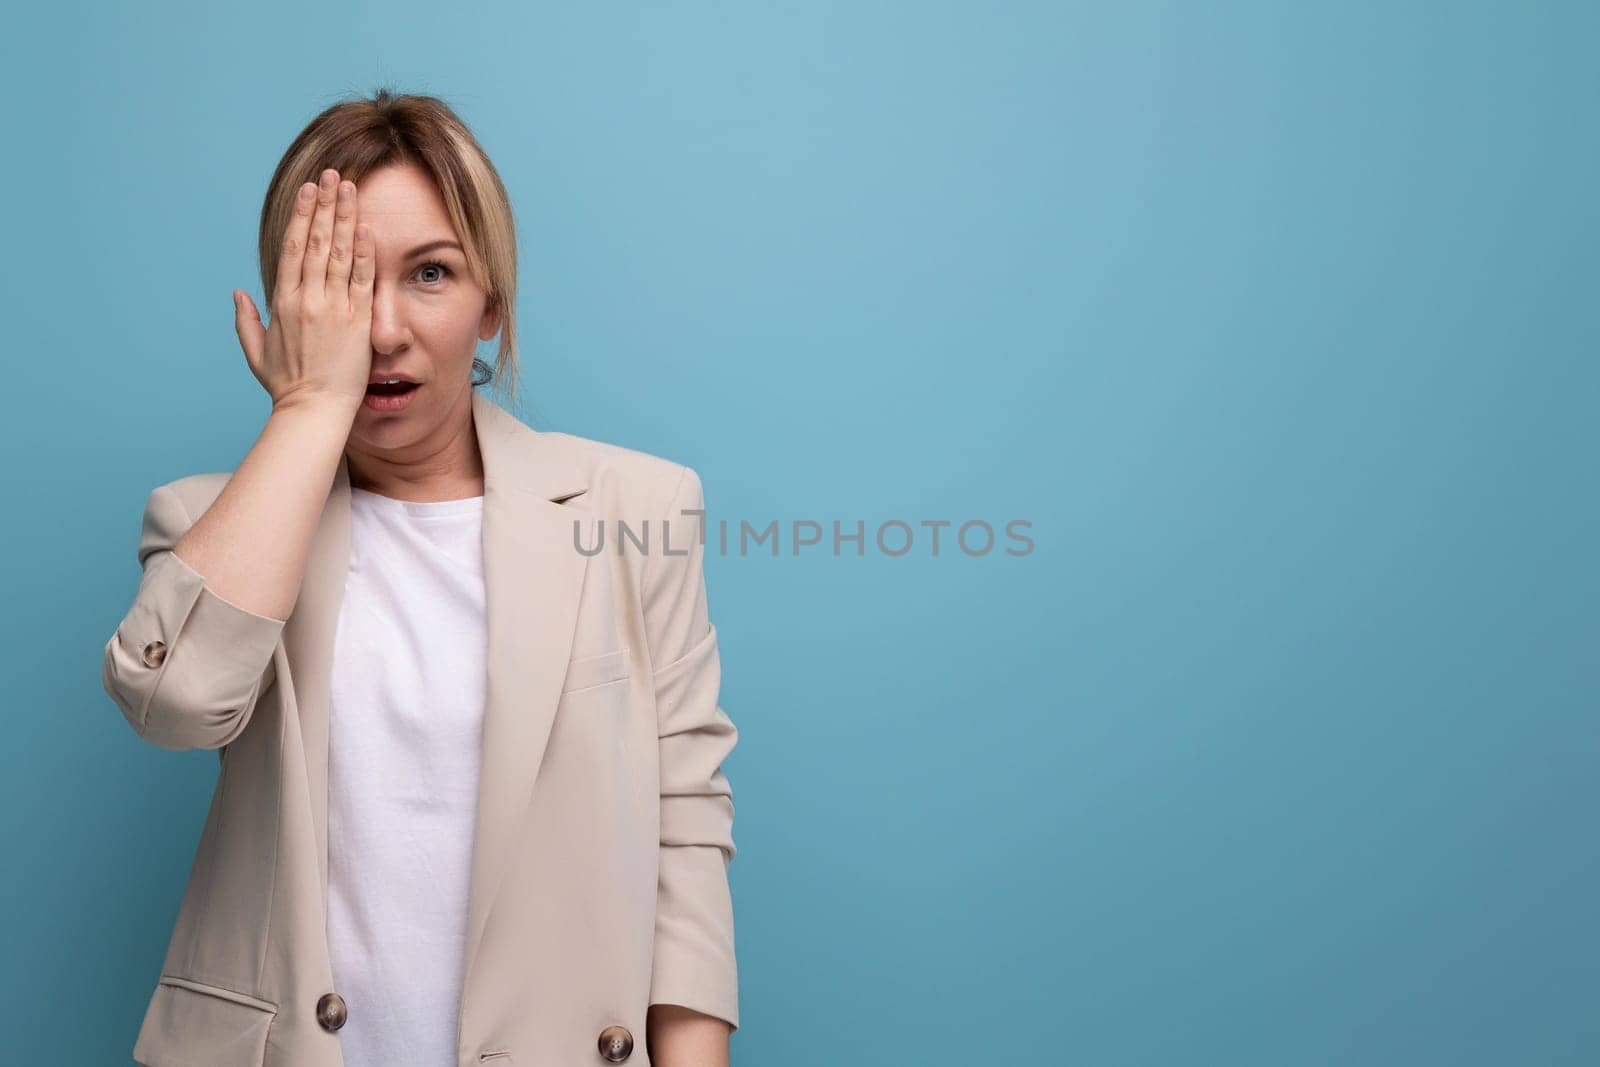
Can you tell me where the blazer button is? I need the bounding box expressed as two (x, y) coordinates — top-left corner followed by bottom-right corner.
(597, 1025), (633, 1062)
(316, 992), (348, 1032)
(141, 640), (167, 668)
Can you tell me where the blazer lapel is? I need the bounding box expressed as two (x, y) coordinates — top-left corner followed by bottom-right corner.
(460, 392), (594, 986)
(282, 451), (351, 902)
(283, 390), (593, 988)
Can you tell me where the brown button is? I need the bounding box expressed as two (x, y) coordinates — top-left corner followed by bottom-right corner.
(597, 1025), (633, 1062)
(141, 640), (168, 668)
(316, 992), (347, 1032)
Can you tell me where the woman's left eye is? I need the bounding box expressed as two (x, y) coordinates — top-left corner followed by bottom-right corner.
(416, 260), (452, 284)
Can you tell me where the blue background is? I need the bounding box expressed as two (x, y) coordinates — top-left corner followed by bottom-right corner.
(3, 2), (1596, 1064)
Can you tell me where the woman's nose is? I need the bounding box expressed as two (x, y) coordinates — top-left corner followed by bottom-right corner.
(368, 282), (409, 350)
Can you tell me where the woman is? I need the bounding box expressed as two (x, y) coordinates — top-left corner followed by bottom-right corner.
(101, 90), (739, 1067)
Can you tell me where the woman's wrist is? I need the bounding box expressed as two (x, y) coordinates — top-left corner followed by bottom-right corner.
(271, 387), (363, 425)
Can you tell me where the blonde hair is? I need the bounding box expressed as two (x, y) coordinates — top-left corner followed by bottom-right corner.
(257, 88), (520, 403)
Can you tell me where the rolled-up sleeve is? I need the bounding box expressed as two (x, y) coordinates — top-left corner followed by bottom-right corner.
(641, 464), (740, 1032)
(101, 483), (286, 751)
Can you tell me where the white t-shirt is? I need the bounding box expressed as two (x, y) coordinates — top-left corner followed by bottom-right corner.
(326, 487), (488, 1067)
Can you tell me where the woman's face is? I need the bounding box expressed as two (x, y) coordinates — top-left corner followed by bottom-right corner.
(344, 161), (499, 453)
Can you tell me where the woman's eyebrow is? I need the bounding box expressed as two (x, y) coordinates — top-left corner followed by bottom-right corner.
(402, 239), (464, 259)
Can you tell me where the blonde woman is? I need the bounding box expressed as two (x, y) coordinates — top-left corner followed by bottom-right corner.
(102, 89), (739, 1067)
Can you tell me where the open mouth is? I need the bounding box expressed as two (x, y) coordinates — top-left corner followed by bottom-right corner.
(366, 380), (421, 397)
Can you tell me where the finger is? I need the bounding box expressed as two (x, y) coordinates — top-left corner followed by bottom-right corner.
(349, 221), (375, 306)
(324, 180), (358, 295)
(234, 290), (266, 369)
(275, 181), (317, 298)
(302, 168), (339, 292)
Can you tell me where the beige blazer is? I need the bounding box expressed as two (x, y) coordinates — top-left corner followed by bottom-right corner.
(101, 390), (739, 1067)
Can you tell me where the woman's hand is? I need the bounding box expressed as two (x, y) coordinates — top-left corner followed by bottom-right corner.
(233, 167), (375, 413)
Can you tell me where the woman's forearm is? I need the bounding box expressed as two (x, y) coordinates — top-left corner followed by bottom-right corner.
(647, 1005), (731, 1067)
(170, 395), (356, 621)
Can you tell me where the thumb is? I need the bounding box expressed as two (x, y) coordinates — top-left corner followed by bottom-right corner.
(233, 290), (266, 369)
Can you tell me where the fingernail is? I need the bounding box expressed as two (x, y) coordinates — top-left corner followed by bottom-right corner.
(232, 291), (241, 307)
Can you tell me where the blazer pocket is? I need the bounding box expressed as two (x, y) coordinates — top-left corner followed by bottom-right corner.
(132, 975), (276, 1066)
(561, 646), (631, 695)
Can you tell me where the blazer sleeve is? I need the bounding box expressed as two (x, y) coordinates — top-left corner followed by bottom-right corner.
(640, 464), (740, 1032)
(101, 483), (286, 751)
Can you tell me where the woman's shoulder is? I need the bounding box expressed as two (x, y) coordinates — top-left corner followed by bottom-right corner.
(484, 392), (698, 512)
(144, 420), (705, 522)
(531, 429), (700, 515)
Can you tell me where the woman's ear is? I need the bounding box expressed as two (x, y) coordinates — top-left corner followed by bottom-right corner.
(477, 298), (502, 342)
